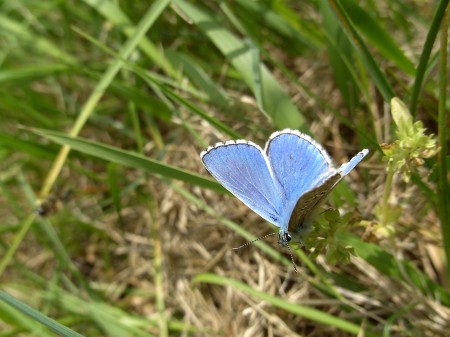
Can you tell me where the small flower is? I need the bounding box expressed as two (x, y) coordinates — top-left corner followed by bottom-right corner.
(381, 98), (439, 182)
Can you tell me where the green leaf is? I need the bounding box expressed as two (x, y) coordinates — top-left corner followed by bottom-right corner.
(409, 0), (450, 116)
(173, 0), (307, 130)
(0, 15), (76, 63)
(82, 0), (179, 79)
(194, 273), (380, 337)
(32, 128), (225, 193)
(329, 1), (396, 101)
(340, 0), (415, 75)
(0, 64), (71, 83)
(0, 290), (83, 337)
(337, 232), (450, 306)
(320, 0), (360, 113)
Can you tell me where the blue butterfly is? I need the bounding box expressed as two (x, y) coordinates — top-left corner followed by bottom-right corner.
(200, 129), (368, 247)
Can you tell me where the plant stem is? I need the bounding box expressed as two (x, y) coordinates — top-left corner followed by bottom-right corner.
(437, 5), (450, 287)
(381, 164), (395, 228)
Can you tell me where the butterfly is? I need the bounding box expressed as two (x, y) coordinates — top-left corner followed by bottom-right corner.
(200, 129), (368, 247)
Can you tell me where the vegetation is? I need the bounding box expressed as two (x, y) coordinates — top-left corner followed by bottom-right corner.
(0, 0), (448, 336)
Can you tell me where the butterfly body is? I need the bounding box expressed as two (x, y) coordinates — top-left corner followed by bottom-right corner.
(200, 129), (368, 247)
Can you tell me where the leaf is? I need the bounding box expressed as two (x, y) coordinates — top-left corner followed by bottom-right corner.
(173, 0), (307, 130)
(194, 273), (380, 337)
(0, 290), (83, 337)
(32, 129), (225, 193)
(337, 232), (450, 306)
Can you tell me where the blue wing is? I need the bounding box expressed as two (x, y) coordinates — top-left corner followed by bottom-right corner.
(338, 149), (369, 175)
(287, 148), (369, 238)
(265, 130), (334, 211)
(201, 140), (285, 227)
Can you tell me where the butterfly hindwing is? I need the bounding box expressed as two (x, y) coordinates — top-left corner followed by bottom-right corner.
(201, 140), (284, 227)
(287, 173), (341, 234)
(287, 149), (369, 235)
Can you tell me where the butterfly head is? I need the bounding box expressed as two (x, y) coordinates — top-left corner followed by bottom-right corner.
(278, 231), (291, 247)
(278, 230), (299, 272)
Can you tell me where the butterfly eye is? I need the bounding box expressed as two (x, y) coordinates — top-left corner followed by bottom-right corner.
(285, 233), (291, 242)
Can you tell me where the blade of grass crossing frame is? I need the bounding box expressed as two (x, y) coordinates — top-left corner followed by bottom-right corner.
(337, 232), (450, 305)
(0, 291), (84, 337)
(409, 0), (449, 117)
(82, 0), (179, 79)
(165, 51), (231, 108)
(193, 274), (380, 337)
(39, 0), (171, 201)
(173, 0), (307, 130)
(32, 128), (225, 193)
(328, 0), (395, 101)
(437, 7), (450, 284)
(339, 0), (415, 75)
(248, 39), (268, 118)
(0, 0), (172, 281)
(320, 0), (360, 114)
(0, 15), (76, 64)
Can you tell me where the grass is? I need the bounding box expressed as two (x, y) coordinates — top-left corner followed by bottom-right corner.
(0, 0), (449, 336)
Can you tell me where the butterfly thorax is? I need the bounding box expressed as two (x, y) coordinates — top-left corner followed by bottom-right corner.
(278, 221), (312, 247)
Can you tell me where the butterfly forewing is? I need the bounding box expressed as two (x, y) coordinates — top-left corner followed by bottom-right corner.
(201, 140), (284, 227)
(265, 130), (334, 226)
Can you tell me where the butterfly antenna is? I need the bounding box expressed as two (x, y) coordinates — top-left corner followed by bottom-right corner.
(286, 243), (298, 273)
(231, 232), (277, 250)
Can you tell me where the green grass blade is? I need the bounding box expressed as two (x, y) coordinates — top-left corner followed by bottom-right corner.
(320, 1), (360, 113)
(233, 0), (323, 50)
(82, 0), (179, 79)
(0, 291), (84, 337)
(0, 298), (53, 337)
(339, 0), (415, 75)
(437, 8), (450, 283)
(329, 0), (396, 101)
(0, 15), (76, 63)
(161, 88), (240, 140)
(32, 128), (224, 192)
(56, 289), (194, 335)
(337, 232), (450, 305)
(193, 273), (381, 337)
(173, 0), (307, 130)
(1, 95), (58, 129)
(165, 51), (231, 108)
(108, 80), (173, 121)
(409, 0), (450, 117)
(39, 0), (172, 200)
(0, 214), (35, 276)
(0, 64), (71, 83)
(0, 133), (56, 159)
